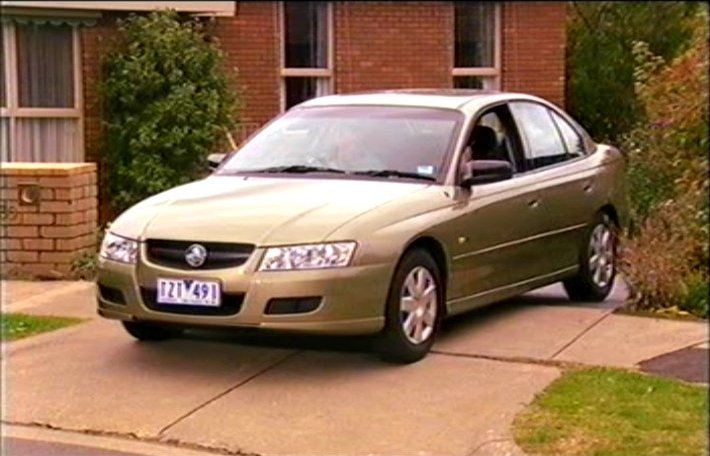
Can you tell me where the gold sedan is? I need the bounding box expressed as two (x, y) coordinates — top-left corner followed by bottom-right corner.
(97, 90), (627, 363)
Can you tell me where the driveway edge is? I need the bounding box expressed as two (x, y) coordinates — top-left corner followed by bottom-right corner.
(2, 422), (260, 456)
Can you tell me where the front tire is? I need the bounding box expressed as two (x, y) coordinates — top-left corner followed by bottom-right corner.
(122, 321), (183, 341)
(563, 212), (617, 302)
(377, 249), (443, 364)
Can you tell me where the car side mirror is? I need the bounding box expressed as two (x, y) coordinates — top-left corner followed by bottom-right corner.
(207, 153), (227, 171)
(460, 160), (513, 187)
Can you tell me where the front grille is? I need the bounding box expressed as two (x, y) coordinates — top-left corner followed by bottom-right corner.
(140, 288), (244, 316)
(146, 239), (254, 270)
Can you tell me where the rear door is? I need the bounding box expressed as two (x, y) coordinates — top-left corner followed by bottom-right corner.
(508, 101), (598, 274)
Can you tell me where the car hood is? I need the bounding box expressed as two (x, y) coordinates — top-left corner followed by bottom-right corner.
(111, 176), (430, 245)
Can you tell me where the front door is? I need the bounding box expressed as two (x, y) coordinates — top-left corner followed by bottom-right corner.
(445, 104), (550, 310)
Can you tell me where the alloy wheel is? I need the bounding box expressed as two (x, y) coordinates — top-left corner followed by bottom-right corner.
(399, 266), (438, 345)
(588, 223), (615, 288)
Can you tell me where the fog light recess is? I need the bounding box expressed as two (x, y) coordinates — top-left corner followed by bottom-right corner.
(265, 297), (322, 315)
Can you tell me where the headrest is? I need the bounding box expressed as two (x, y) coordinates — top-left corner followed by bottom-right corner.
(470, 125), (498, 152)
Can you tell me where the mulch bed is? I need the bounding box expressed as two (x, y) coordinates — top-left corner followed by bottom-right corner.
(639, 347), (709, 384)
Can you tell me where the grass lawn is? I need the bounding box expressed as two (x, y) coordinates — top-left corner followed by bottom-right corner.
(513, 367), (709, 456)
(0, 313), (83, 342)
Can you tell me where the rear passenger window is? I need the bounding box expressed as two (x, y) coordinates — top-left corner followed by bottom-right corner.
(549, 110), (586, 158)
(509, 102), (568, 170)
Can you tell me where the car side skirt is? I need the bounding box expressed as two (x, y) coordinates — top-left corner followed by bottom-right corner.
(445, 265), (578, 316)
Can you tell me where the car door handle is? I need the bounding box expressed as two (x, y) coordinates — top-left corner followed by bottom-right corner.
(583, 181), (594, 193)
(528, 199), (540, 208)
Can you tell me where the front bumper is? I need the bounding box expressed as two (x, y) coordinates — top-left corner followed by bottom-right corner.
(96, 248), (392, 336)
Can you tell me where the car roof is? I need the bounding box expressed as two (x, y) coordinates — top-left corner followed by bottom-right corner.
(298, 89), (545, 114)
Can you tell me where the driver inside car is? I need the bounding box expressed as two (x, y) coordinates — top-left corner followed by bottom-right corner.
(329, 127), (387, 171)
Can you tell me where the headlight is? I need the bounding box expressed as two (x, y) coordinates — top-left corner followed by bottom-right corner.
(259, 242), (357, 271)
(100, 232), (139, 264)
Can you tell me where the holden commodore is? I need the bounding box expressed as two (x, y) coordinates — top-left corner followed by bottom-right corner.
(97, 90), (627, 363)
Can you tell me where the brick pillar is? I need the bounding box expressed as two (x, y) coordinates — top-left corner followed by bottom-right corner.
(1, 163), (98, 279)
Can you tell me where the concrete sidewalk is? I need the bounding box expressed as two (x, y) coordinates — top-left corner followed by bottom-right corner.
(436, 283), (708, 368)
(2, 279), (708, 456)
(2, 280), (97, 319)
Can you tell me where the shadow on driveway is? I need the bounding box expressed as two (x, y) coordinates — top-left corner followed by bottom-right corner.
(170, 282), (625, 357)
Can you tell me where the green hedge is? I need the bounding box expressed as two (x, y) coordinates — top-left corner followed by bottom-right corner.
(566, 2), (698, 142)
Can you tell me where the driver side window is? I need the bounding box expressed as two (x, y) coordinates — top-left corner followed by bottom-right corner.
(462, 105), (523, 173)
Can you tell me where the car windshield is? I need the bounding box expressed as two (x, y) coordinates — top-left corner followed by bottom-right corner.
(218, 106), (463, 181)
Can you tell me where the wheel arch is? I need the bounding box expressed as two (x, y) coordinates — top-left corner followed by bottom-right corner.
(400, 235), (450, 316)
(599, 204), (620, 228)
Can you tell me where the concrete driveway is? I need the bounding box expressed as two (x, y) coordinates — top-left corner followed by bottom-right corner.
(2, 280), (708, 456)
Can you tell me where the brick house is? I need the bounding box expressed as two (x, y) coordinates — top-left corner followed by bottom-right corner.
(1, 1), (566, 165)
(0, 1), (566, 277)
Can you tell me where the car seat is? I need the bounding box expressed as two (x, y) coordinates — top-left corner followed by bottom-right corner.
(469, 125), (501, 161)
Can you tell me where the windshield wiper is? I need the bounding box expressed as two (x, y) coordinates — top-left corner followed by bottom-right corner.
(246, 165), (347, 174)
(352, 169), (436, 181)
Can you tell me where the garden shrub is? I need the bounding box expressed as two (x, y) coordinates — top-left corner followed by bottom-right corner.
(103, 10), (237, 215)
(620, 10), (708, 318)
(621, 194), (708, 317)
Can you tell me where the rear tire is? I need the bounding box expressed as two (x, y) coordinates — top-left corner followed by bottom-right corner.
(563, 212), (617, 302)
(377, 249), (443, 364)
(122, 321), (183, 341)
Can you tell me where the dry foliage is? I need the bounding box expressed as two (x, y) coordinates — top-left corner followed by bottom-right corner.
(621, 11), (708, 317)
(621, 193), (708, 317)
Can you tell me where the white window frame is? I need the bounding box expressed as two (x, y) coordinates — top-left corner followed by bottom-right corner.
(0, 21), (84, 161)
(279, 1), (334, 112)
(452, 3), (501, 90)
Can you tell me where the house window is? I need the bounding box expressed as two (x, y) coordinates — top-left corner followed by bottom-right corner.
(281, 1), (332, 110)
(1, 21), (83, 162)
(453, 2), (500, 90)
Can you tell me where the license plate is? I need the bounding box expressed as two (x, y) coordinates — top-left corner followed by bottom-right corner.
(157, 278), (221, 307)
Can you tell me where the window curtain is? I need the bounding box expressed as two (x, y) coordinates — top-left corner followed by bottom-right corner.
(454, 3), (495, 68)
(17, 23), (74, 107)
(0, 119), (9, 162)
(1, 41), (6, 108)
(315, 77), (330, 97)
(310, 2), (328, 69)
(285, 2), (328, 69)
(14, 118), (80, 162)
(2, 21), (82, 162)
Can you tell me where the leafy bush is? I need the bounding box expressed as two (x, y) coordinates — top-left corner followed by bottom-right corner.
(681, 275), (709, 318)
(103, 10), (237, 215)
(620, 10), (709, 318)
(567, 2), (698, 142)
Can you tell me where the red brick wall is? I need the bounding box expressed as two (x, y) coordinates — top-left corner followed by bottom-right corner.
(211, 2), (281, 134)
(334, 2), (453, 93)
(81, 2), (565, 151)
(77, 1), (566, 221)
(501, 2), (566, 106)
(1, 164), (98, 279)
(79, 2), (567, 150)
(81, 17), (116, 166)
(81, 16), (119, 223)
